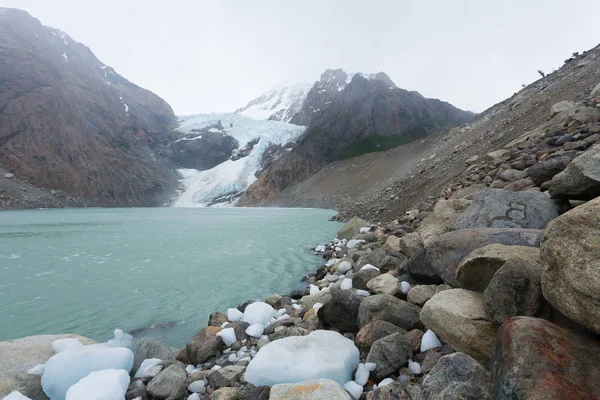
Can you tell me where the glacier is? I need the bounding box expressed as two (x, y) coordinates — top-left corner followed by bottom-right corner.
(235, 83), (311, 122)
(172, 113), (306, 207)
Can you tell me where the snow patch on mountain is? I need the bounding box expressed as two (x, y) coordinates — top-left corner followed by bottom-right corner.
(235, 83), (311, 123)
(172, 114), (306, 207)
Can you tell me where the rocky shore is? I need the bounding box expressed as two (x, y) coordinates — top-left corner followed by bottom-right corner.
(2, 89), (600, 400)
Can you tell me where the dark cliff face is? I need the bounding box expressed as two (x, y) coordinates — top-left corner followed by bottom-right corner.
(0, 8), (178, 206)
(239, 71), (473, 206)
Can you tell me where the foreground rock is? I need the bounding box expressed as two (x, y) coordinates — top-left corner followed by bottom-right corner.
(549, 144), (600, 199)
(244, 330), (359, 386)
(541, 197), (600, 334)
(455, 244), (540, 292)
(422, 353), (490, 400)
(317, 290), (362, 333)
(132, 337), (175, 374)
(355, 320), (406, 352)
(186, 326), (223, 364)
(147, 362), (187, 399)
(424, 228), (543, 286)
(270, 379), (351, 399)
(358, 294), (421, 331)
(0, 334), (94, 399)
(420, 289), (496, 364)
(492, 317), (600, 399)
(366, 333), (412, 379)
(451, 189), (560, 230)
(417, 198), (472, 247)
(338, 216), (368, 240)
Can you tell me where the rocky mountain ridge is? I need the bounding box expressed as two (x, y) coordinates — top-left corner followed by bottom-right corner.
(235, 83), (311, 123)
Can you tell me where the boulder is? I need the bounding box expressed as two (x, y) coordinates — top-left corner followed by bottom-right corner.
(366, 333), (413, 379)
(404, 249), (441, 283)
(541, 197), (600, 333)
(420, 289), (496, 364)
(185, 326), (223, 364)
(452, 189), (560, 230)
(301, 290), (332, 310)
(355, 320), (406, 352)
(207, 365), (246, 389)
(591, 82), (600, 98)
(455, 244), (541, 292)
(424, 228), (543, 287)
(317, 290), (362, 333)
(210, 387), (242, 400)
(396, 232), (424, 258)
(0, 334), (94, 399)
(549, 144), (600, 200)
(417, 198), (472, 247)
(366, 274), (400, 295)
(378, 255), (403, 273)
(209, 312), (228, 327)
(355, 248), (387, 271)
(484, 258), (544, 325)
(422, 353), (490, 400)
(147, 362), (187, 399)
(366, 383), (423, 400)
(492, 317), (600, 399)
(550, 100), (577, 116)
(269, 379), (351, 400)
(407, 285), (437, 307)
(526, 157), (571, 186)
(352, 268), (381, 290)
(486, 149), (509, 162)
(133, 337), (175, 374)
(358, 294), (421, 331)
(338, 217), (368, 240)
(498, 169), (528, 182)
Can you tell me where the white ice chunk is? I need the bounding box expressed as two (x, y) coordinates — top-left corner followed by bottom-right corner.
(337, 261), (352, 274)
(27, 364), (45, 375)
(364, 362), (376, 372)
(186, 364), (195, 374)
(187, 393), (200, 400)
(52, 338), (83, 354)
(355, 290), (371, 297)
(276, 314), (290, 321)
(359, 227), (371, 234)
(400, 281), (411, 294)
(188, 380), (205, 393)
(245, 323), (265, 338)
(340, 279), (353, 290)
(408, 360), (421, 374)
(228, 354), (238, 362)
(309, 285), (320, 295)
(42, 345), (133, 400)
(346, 239), (364, 248)
(134, 358), (161, 377)
(217, 328), (237, 347)
(354, 363), (369, 386)
(344, 381), (363, 398)
(244, 330), (359, 386)
(420, 329), (442, 352)
(292, 304), (302, 310)
(326, 258), (338, 267)
(313, 302), (323, 309)
(243, 302), (275, 326)
(378, 377), (394, 387)
(65, 369), (129, 400)
(360, 264), (379, 271)
(227, 308), (244, 322)
(315, 245), (326, 252)
(3, 392), (31, 400)
(106, 329), (133, 349)
(275, 308), (287, 317)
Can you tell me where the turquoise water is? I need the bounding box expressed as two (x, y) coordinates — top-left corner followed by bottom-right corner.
(0, 208), (340, 347)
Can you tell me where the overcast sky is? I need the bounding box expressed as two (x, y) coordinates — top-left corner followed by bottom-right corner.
(2, 0), (599, 115)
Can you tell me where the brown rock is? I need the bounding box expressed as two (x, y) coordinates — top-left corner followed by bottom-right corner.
(355, 320), (406, 352)
(185, 326), (224, 364)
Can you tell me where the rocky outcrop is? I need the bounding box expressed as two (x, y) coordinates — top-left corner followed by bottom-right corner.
(0, 8), (178, 207)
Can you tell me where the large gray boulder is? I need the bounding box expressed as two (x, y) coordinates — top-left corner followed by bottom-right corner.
(352, 268), (381, 290)
(417, 198), (472, 247)
(270, 379), (351, 399)
(422, 353), (490, 400)
(424, 228), (543, 287)
(133, 337), (175, 374)
(420, 289), (496, 364)
(338, 216), (368, 240)
(549, 144), (600, 200)
(452, 189), (560, 230)
(147, 362), (187, 399)
(358, 294), (421, 331)
(455, 244), (540, 292)
(541, 197), (600, 334)
(207, 365), (246, 389)
(0, 334), (95, 399)
(366, 333), (412, 379)
(318, 290), (362, 333)
(526, 157), (571, 186)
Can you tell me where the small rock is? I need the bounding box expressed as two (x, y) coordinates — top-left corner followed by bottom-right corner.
(355, 320), (406, 352)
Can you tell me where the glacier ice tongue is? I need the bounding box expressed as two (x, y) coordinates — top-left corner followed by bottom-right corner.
(64, 369), (129, 400)
(244, 330), (360, 386)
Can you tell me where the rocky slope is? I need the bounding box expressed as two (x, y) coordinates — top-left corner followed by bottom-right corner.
(0, 8), (179, 207)
(239, 71), (473, 206)
(269, 46), (600, 222)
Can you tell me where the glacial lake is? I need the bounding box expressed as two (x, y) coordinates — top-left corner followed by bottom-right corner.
(0, 207), (340, 347)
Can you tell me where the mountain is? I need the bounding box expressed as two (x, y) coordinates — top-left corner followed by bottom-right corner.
(235, 83), (311, 123)
(0, 8), (178, 207)
(238, 70), (474, 206)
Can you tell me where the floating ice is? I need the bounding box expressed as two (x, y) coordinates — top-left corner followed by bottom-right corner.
(344, 381), (363, 398)
(217, 328), (237, 347)
(134, 358), (161, 377)
(65, 369), (129, 400)
(408, 360), (421, 374)
(106, 329), (133, 349)
(337, 261), (352, 274)
(246, 323), (265, 338)
(188, 380), (205, 393)
(52, 338), (83, 353)
(244, 330), (360, 386)
(227, 308), (244, 322)
(400, 281), (411, 294)
(420, 329), (442, 352)
(340, 279), (353, 290)
(2, 392), (31, 400)
(379, 378), (394, 388)
(354, 363), (370, 385)
(243, 302), (275, 326)
(27, 364), (45, 375)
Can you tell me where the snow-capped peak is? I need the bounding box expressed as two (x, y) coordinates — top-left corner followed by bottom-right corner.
(235, 83), (311, 123)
